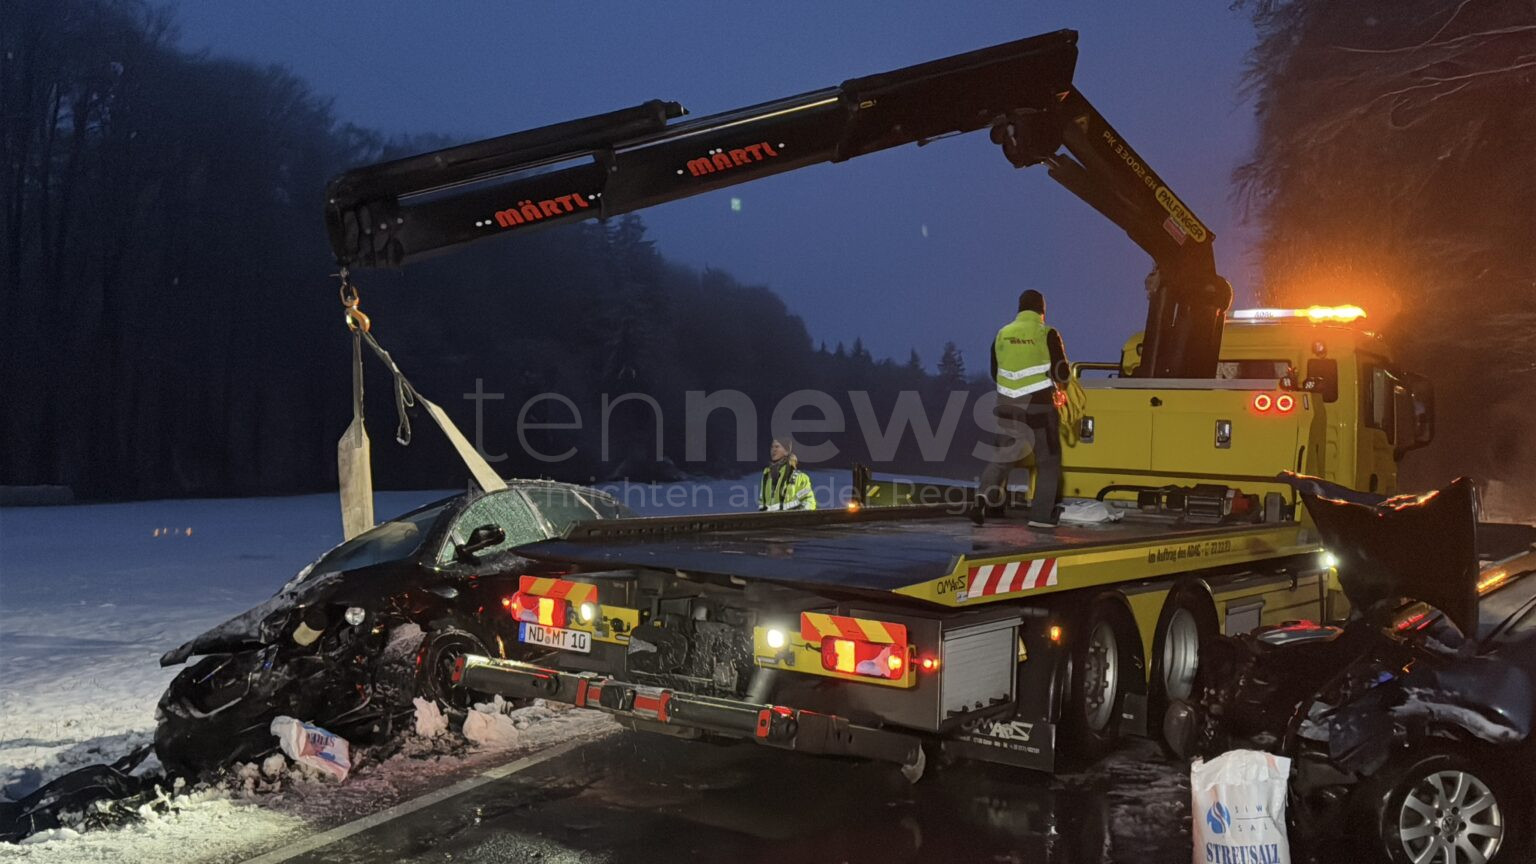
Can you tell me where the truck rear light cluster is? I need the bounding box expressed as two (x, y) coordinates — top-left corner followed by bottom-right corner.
(819, 636), (909, 680)
(1252, 393), (1296, 414)
(505, 592), (569, 627)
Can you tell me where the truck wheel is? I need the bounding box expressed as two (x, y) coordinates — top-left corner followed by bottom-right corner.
(1373, 749), (1520, 864)
(1062, 598), (1132, 761)
(1149, 586), (1217, 752)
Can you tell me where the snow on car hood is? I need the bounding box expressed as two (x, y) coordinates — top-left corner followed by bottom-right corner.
(158, 568), (341, 666)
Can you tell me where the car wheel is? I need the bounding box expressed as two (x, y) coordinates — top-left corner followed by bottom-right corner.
(1376, 750), (1520, 864)
(416, 627), (504, 714)
(1062, 598), (1133, 761)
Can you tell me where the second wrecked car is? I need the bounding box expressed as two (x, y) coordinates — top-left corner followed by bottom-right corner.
(1168, 477), (1535, 864)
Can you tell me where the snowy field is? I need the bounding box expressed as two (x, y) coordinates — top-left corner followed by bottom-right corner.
(0, 474), (892, 859)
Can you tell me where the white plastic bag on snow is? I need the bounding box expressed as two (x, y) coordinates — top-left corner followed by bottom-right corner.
(1190, 749), (1291, 864)
(270, 716), (352, 782)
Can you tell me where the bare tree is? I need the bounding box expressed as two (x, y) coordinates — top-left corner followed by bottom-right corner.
(1237, 0), (1536, 483)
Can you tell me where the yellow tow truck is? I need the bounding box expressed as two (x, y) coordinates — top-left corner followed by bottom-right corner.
(323, 30), (1436, 774)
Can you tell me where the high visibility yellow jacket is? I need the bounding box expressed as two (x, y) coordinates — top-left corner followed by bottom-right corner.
(761, 463), (817, 511)
(993, 311), (1055, 402)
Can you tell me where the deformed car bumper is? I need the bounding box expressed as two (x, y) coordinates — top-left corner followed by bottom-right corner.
(454, 655), (927, 775)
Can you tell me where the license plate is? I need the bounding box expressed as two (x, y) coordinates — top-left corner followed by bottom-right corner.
(519, 622), (591, 653)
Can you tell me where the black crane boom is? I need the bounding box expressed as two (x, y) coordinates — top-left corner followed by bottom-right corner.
(324, 30), (1231, 377)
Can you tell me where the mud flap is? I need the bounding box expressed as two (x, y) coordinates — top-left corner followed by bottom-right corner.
(943, 718), (1058, 772)
(1118, 692), (1148, 738)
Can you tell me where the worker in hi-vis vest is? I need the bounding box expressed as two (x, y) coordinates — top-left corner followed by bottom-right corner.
(760, 438), (817, 511)
(974, 289), (1069, 528)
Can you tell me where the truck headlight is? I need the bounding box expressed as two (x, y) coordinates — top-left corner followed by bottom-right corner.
(344, 606), (366, 626)
(1321, 552), (1339, 570)
(578, 602), (595, 623)
(766, 628), (787, 650)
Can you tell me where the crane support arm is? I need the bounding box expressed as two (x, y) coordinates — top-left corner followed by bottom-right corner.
(324, 29), (1230, 377)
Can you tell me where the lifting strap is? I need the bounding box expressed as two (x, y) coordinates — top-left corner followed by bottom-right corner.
(336, 274), (507, 540)
(338, 327), (375, 540)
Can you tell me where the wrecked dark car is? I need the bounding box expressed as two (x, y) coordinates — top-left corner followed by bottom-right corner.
(154, 480), (631, 778)
(1168, 477), (1535, 863)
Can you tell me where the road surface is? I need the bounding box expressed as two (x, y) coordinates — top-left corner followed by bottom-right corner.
(265, 730), (1190, 864)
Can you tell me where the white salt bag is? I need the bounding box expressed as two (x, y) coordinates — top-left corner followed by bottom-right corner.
(270, 716), (352, 782)
(1190, 749), (1291, 864)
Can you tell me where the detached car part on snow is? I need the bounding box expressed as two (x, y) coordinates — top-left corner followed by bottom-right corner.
(153, 480), (631, 778)
(1167, 477), (1536, 863)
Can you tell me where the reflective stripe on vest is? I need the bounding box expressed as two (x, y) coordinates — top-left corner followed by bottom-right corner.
(996, 378), (1055, 398)
(994, 311), (1053, 399)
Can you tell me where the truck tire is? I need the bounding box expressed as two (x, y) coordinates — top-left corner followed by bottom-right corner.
(1149, 585), (1218, 752)
(1061, 597), (1134, 762)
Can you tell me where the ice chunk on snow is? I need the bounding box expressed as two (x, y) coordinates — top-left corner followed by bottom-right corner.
(463, 696), (520, 747)
(462, 709), (518, 747)
(413, 697), (448, 738)
(18, 826), (82, 845)
(261, 753), (287, 778)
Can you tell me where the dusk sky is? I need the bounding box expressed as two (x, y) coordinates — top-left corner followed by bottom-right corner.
(172, 0), (1263, 367)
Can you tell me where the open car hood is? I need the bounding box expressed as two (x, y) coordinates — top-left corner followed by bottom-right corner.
(1284, 473), (1480, 635)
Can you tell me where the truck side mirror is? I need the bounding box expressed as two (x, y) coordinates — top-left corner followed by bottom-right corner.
(1405, 371), (1435, 448)
(1305, 359), (1339, 403)
(1392, 386), (1417, 457)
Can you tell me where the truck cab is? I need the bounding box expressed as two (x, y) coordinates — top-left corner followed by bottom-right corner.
(1061, 305), (1435, 506)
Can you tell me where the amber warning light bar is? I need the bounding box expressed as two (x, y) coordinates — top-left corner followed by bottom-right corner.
(1230, 305), (1367, 323)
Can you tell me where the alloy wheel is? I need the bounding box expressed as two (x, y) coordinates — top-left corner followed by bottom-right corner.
(1396, 768), (1504, 864)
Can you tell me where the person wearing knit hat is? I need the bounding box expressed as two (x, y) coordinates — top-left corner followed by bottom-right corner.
(759, 438), (817, 511)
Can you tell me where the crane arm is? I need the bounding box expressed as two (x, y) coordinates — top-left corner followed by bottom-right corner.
(324, 29), (1230, 377)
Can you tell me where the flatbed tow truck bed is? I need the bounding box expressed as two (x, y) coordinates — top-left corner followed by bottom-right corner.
(455, 504), (1328, 776)
(524, 505), (1321, 608)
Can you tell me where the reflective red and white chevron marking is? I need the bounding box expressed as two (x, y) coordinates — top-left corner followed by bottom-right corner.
(966, 558), (1058, 598)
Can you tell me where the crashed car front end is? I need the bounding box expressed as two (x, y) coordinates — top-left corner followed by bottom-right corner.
(153, 584), (436, 776)
(1169, 476), (1536, 859)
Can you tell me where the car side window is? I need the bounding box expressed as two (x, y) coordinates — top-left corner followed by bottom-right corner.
(520, 486), (600, 537)
(580, 491), (632, 520)
(437, 490), (547, 566)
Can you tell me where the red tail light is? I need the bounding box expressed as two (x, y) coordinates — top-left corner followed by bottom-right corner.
(820, 636), (910, 680)
(1275, 394), (1295, 413)
(1252, 393), (1273, 412)
(508, 591), (569, 627)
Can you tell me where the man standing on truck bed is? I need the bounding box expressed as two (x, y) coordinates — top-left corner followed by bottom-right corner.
(974, 289), (1069, 528)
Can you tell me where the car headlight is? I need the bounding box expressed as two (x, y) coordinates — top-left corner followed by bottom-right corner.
(344, 606), (366, 627)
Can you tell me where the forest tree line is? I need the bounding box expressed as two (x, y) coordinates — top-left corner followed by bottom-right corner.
(1237, 0), (1536, 491)
(0, 0), (989, 500)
